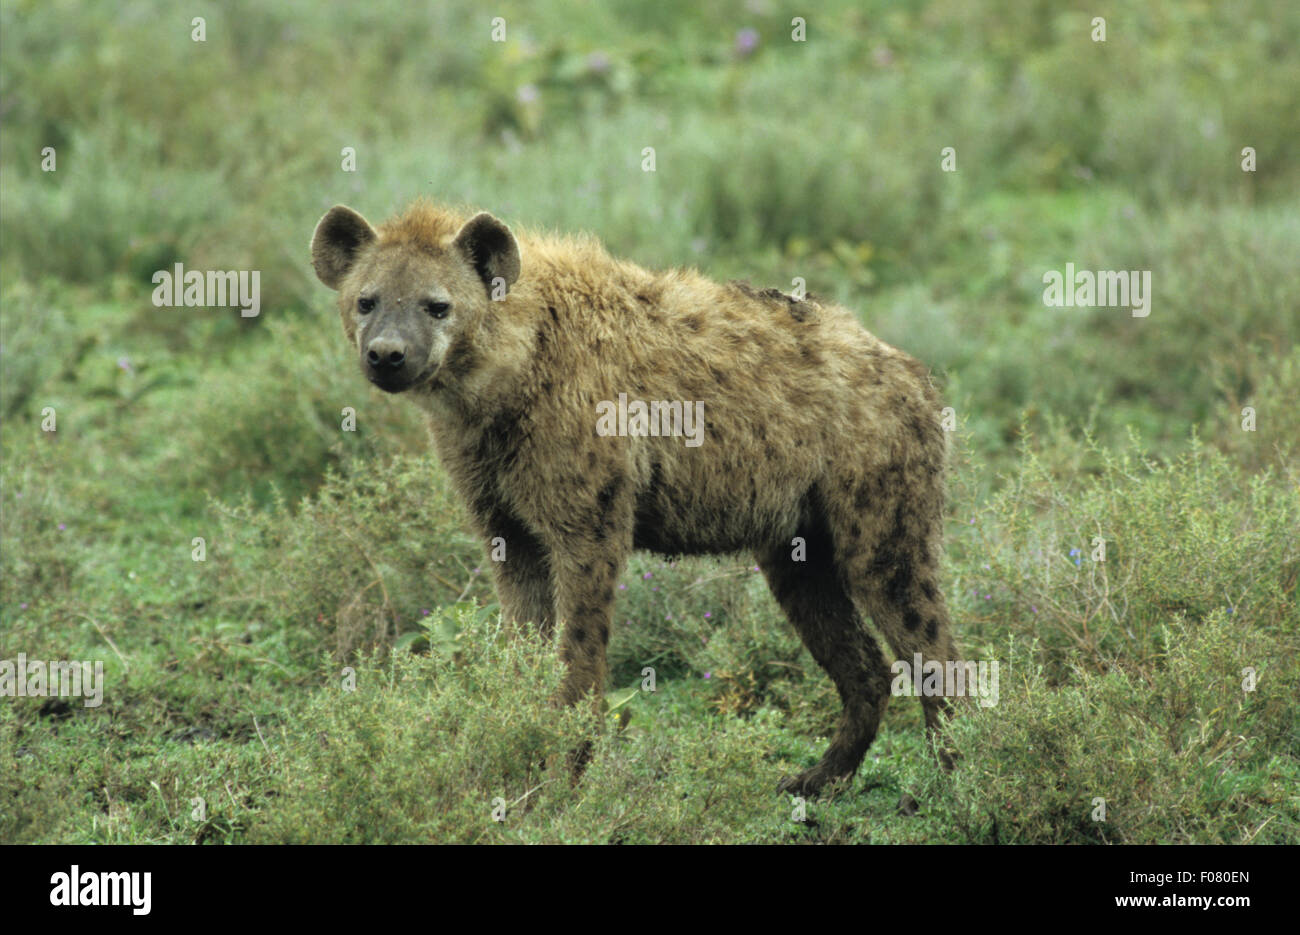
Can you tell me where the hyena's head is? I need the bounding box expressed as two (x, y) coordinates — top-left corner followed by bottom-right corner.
(310, 204), (520, 394)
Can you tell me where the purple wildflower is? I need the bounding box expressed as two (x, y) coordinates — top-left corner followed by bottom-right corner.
(735, 28), (759, 57)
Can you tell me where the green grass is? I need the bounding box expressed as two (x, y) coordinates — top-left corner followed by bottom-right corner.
(2, 0), (1297, 844)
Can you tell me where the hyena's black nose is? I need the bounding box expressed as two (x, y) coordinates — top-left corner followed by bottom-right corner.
(367, 340), (406, 371)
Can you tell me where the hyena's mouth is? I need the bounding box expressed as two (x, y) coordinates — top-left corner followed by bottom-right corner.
(367, 374), (412, 393)
(362, 362), (417, 394)
(366, 363), (439, 394)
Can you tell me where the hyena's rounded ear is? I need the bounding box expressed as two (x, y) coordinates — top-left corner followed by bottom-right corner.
(453, 212), (521, 294)
(311, 205), (376, 290)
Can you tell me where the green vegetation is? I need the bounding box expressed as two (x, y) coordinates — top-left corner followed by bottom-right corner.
(2, 0), (1296, 843)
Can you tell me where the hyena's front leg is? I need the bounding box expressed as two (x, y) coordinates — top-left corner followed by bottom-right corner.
(546, 529), (628, 780)
(482, 506), (556, 640)
(551, 538), (626, 709)
(546, 478), (634, 711)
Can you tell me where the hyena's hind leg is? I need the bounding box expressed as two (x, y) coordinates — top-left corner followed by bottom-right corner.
(841, 497), (964, 768)
(825, 443), (965, 760)
(758, 500), (894, 797)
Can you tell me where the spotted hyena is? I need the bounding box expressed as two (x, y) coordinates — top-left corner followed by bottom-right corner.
(311, 200), (962, 794)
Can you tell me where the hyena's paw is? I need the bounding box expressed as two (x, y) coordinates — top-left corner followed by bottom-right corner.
(926, 725), (960, 772)
(540, 739), (594, 785)
(565, 739), (594, 785)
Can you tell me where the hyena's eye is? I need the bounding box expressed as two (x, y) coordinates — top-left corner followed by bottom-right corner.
(358, 296), (376, 314)
(424, 300), (450, 319)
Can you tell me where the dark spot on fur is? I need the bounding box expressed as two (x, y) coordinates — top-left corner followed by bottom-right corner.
(885, 560), (912, 605)
(903, 609), (922, 632)
(645, 461), (664, 494)
(788, 386), (813, 409)
(443, 334), (479, 378)
(731, 280), (813, 322)
(472, 411), (521, 472)
(921, 580), (938, 602)
(908, 416), (927, 444)
(570, 626), (587, 645)
(925, 619), (939, 642)
(596, 476), (622, 512)
(594, 475), (625, 541)
(684, 316), (702, 332)
(873, 509), (911, 604)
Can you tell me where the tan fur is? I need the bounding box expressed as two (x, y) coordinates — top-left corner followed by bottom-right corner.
(311, 199), (963, 795)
